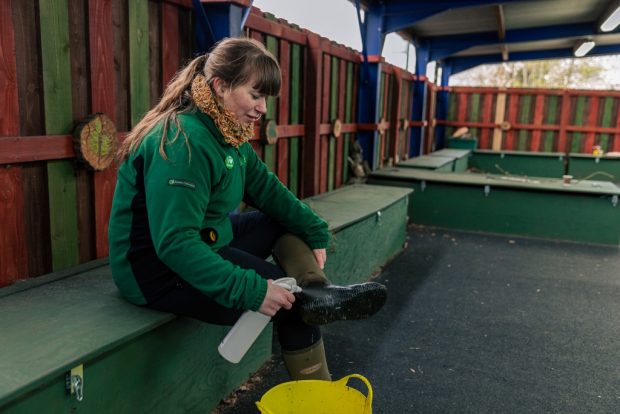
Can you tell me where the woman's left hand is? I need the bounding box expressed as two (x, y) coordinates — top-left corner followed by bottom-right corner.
(313, 248), (327, 269)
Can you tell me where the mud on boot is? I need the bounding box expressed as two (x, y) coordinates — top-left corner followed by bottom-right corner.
(296, 282), (387, 325)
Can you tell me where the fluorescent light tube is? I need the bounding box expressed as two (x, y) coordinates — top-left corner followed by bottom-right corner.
(573, 40), (595, 57)
(600, 5), (620, 32)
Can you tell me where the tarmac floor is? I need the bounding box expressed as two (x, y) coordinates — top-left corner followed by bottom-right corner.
(214, 225), (620, 414)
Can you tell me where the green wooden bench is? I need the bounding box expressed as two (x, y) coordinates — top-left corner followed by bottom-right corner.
(569, 153), (620, 182)
(469, 149), (566, 178)
(369, 167), (620, 246)
(396, 154), (455, 172)
(0, 184), (411, 414)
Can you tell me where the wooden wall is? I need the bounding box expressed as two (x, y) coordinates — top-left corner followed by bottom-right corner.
(440, 86), (620, 154)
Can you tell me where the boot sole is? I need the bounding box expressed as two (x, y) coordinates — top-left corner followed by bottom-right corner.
(299, 282), (387, 325)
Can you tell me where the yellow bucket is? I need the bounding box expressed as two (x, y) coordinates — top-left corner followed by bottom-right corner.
(255, 374), (372, 414)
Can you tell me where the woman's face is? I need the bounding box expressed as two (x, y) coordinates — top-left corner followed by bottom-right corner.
(215, 78), (267, 124)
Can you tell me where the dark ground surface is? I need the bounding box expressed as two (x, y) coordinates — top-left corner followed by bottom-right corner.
(214, 225), (620, 413)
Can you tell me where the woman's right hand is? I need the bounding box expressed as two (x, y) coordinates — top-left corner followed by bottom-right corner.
(258, 279), (296, 317)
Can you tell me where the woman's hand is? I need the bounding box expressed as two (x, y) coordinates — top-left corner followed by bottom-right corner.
(258, 280), (296, 317)
(313, 248), (327, 269)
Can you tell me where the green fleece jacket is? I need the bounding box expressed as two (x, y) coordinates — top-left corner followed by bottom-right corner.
(108, 110), (330, 311)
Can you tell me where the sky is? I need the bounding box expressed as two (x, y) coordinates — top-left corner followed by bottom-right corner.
(252, 0), (620, 87)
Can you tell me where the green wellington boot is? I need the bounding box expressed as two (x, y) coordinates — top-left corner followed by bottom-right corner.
(273, 233), (329, 287)
(282, 338), (331, 381)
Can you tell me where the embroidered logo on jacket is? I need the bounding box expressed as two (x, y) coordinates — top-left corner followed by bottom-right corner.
(168, 178), (196, 189)
(224, 155), (234, 169)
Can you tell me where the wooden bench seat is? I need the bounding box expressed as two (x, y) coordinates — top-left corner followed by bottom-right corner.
(0, 184), (411, 414)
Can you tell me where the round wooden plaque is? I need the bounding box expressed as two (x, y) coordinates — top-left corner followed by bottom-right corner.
(73, 113), (118, 170)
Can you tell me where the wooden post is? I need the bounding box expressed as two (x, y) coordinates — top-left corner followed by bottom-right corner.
(492, 92), (506, 150)
(301, 32), (322, 198)
(389, 70), (403, 165)
(557, 90), (571, 153)
(530, 94), (545, 151)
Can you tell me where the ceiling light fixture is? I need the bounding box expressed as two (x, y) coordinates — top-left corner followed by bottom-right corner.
(600, 2), (620, 32)
(573, 39), (595, 57)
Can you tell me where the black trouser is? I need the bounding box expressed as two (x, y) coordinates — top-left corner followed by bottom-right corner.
(146, 211), (321, 351)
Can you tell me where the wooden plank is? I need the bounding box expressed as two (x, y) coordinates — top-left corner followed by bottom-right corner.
(599, 97), (613, 152)
(178, 6), (193, 64)
(0, 168), (28, 287)
(69, 0), (95, 264)
(557, 91), (571, 153)
(335, 57), (346, 187)
(1, 0), (20, 137)
(529, 94), (545, 151)
(161, 1), (179, 89)
(263, 34), (277, 172)
(249, 30), (264, 160)
(288, 42), (301, 196)
(328, 56), (338, 191)
(148, 1), (162, 107)
(479, 93), (493, 149)
(492, 92), (506, 150)
(517, 95), (531, 150)
(301, 32), (322, 197)
(39, 0), (80, 271)
(113, 0), (130, 131)
(343, 61), (354, 184)
(456, 92), (468, 123)
(584, 96), (599, 153)
(504, 93), (519, 150)
(614, 98), (620, 152)
(571, 95), (585, 153)
(319, 53), (330, 194)
(469, 93), (480, 139)
(277, 39), (290, 186)
(90, 0), (117, 259)
(446, 91), (457, 139)
(129, 0), (150, 127)
(543, 95), (558, 152)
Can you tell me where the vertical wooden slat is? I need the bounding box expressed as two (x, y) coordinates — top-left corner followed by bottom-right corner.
(264, 34), (278, 172)
(277, 39), (290, 186)
(469, 93), (480, 139)
(90, 0), (117, 259)
(39, 0), (80, 271)
(161, 1), (179, 88)
(129, 0), (150, 127)
(335, 57), (346, 187)
(479, 93), (493, 149)
(543, 95), (558, 152)
(572, 95), (585, 153)
(301, 32), (322, 198)
(584, 96), (599, 153)
(178, 6), (193, 65)
(343, 60), (354, 184)
(148, 1), (162, 107)
(425, 81), (436, 154)
(613, 98), (620, 152)
(492, 92), (506, 150)
(113, 0), (130, 131)
(288, 42), (301, 196)
(456, 92), (468, 123)
(504, 93), (519, 150)
(0, 1), (28, 284)
(327, 56), (338, 191)
(517, 95), (531, 150)
(529, 94), (544, 151)
(319, 53), (330, 194)
(12, 0), (52, 277)
(599, 97), (613, 151)
(69, 0), (96, 264)
(557, 91), (571, 153)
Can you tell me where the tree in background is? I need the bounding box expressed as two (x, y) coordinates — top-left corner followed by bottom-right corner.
(450, 56), (620, 89)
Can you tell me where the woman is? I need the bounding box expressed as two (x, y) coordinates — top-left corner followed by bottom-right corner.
(108, 37), (386, 381)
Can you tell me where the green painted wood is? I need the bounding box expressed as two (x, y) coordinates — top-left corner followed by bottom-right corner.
(328, 56), (338, 191)
(572, 96), (585, 153)
(369, 168), (620, 245)
(397, 155), (455, 171)
(39, 0), (79, 271)
(469, 150), (565, 178)
(129, 0), (150, 127)
(263, 35), (278, 172)
(600, 97), (614, 151)
(518, 95), (532, 151)
(430, 149), (470, 172)
(0, 264), (271, 413)
(288, 43), (301, 196)
(544, 96), (558, 152)
(446, 92), (457, 138)
(343, 61), (354, 184)
(469, 93), (480, 138)
(569, 153), (620, 182)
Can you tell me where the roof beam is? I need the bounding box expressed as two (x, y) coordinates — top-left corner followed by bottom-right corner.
(447, 43), (620, 74)
(496, 4), (508, 61)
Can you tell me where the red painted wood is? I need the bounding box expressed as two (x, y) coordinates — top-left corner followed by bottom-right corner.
(246, 12), (307, 46)
(301, 32), (322, 197)
(162, 2), (180, 88)
(250, 30), (264, 159)
(457, 93), (468, 123)
(90, 0), (116, 258)
(530, 94), (545, 151)
(614, 100), (620, 152)
(504, 93), (520, 150)
(479, 93), (493, 149)
(320, 53), (330, 193)
(584, 96), (599, 153)
(165, 0), (193, 8)
(0, 168), (28, 286)
(0, 0), (19, 136)
(335, 58), (346, 187)
(557, 91), (572, 153)
(277, 39), (290, 186)
(0, 135), (74, 163)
